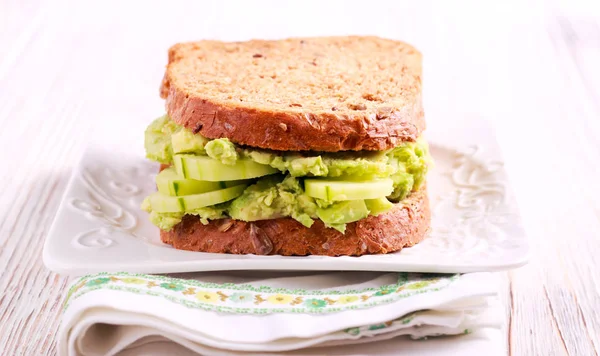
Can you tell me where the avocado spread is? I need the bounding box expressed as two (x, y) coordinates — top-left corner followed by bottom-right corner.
(142, 115), (430, 233)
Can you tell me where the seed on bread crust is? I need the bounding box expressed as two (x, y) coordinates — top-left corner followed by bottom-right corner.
(249, 223), (274, 255)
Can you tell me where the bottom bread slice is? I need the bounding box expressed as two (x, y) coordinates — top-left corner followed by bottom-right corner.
(160, 187), (430, 256)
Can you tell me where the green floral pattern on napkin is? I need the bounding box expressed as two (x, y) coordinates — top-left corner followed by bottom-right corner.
(65, 272), (459, 314)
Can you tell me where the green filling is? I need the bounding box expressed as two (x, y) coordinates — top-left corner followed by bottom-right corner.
(205, 138), (238, 165)
(143, 202), (230, 230)
(171, 129), (209, 155)
(229, 175), (317, 228)
(144, 114), (180, 163)
(143, 115), (431, 232)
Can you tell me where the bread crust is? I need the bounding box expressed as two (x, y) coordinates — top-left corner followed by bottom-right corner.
(160, 187), (430, 256)
(164, 88), (424, 152)
(160, 36), (425, 152)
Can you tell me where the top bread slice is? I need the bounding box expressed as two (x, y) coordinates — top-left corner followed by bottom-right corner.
(160, 36), (425, 152)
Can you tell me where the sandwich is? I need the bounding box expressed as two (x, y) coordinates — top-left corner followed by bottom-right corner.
(142, 36), (431, 256)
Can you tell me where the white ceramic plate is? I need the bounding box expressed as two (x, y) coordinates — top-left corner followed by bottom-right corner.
(43, 116), (529, 275)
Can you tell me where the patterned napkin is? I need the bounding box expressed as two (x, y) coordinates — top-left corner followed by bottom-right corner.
(58, 271), (503, 355)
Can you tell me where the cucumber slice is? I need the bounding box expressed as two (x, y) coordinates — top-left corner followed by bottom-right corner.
(316, 200), (369, 224)
(148, 184), (247, 213)
(304, 178), (394, 201)
(156, 167), (224, 196)
(174, 154), (278, 181)
(223, 180), (253, 187)
(171, 129), (209, 154)
(365, 197), (394, 216)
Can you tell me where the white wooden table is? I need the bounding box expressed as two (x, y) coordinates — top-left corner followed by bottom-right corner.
(1, 0), (599, 354)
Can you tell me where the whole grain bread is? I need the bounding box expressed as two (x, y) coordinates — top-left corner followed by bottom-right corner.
(160, 187), (430, 256)
(160, 36), (425, 152)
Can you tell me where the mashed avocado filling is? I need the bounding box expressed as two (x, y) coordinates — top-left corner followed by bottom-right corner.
(142, 115), (430, 233)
